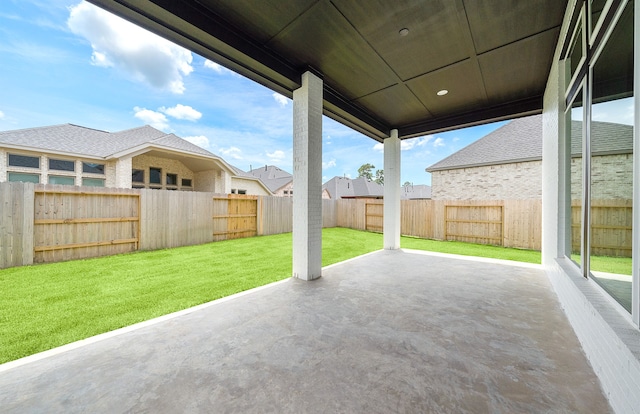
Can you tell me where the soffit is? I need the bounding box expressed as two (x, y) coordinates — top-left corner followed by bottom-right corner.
(87, 0), (568, 141)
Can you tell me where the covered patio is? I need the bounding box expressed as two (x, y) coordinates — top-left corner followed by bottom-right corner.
(0, 250), (610, 412)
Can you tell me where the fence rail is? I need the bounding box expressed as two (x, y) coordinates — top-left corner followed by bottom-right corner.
(6, 181), (626, 270)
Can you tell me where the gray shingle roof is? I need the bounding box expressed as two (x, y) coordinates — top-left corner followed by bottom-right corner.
(0, 124), (216, 159)
(248, 165), (292, 192)
(401, 184), (431, 199)
(426, 115), (633, 172)
(322, 176), (383, 199)
(426, 115), (542, 172)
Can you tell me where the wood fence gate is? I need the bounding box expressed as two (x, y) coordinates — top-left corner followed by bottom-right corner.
(213, 195), (258, 241)
(365, 202), (383, 233)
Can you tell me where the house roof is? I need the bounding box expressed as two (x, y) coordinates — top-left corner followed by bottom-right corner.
(0, 124), (214, 159)
(88, 0), (568, 140)
(426, 115), (633, 172)
(248, 165), (292, 193)
(401, 184), (431, 200)
(322, 176), (383, 199)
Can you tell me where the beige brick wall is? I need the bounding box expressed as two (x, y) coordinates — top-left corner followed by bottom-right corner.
(132, 154), (195, 190)
(0, 150), (7, 182)
(430, 160), (542, 200)
(194, 170), (218, 192)
(273, 180), (294, 197)
(570, 154), (633, 200)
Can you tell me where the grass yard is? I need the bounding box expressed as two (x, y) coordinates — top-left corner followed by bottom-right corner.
(1, 227), (629, 364)
(0, 228), (384, 364)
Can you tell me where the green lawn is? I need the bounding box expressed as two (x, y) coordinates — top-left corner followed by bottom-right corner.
(1, 227), (629, 364)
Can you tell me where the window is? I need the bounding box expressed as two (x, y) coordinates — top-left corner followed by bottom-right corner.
(49, 159), (75, 172)
(132, 169), (144, 183)
(231, 189), (237, 194)
(82, 178), (105, 187)
(48, 175), (75, 186)
(166, 173), (177, 186)
(237, 189), (247, 195)
(82, 162), (104, 174)
(8, 172), (39, 183)
(181, 178), (192, 187)
(563, 0), (635, 314)
(8, 154), (39, 168)
(149, 167), (161, 184)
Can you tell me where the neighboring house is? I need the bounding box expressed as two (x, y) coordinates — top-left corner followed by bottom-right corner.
(401, 184), (431, 200)
(425, 115), (633, 201)
(0, 123), (271, 195)
(322, 176), (384, 199)
(248, 165), (293, 196)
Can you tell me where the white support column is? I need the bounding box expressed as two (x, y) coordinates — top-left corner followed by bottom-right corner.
(293, 71), (323, 280)
(384, 129), (401, 250)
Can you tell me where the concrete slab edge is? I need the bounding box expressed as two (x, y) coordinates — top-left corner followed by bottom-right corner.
(400, 248), (543, 269)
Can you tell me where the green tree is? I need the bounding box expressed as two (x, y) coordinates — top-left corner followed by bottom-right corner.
(403, 181), (411, 187)
(357, 163), (375, 180)
(375, 169), (384, 185)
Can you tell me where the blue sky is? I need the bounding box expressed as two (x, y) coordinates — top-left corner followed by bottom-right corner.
(0, 0), (508, 185)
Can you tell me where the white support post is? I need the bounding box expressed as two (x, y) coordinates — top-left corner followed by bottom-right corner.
(384, 129), (401, 250)
(292, 71), (323, 280)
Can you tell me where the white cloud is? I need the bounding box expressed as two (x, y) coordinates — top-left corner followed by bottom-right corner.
(133, 106), (169, 130)
(401, 140), (416, 151)
(203, 59), (236, 75)
(416, 135), (434, 146)
(373, 142), (384, 152)
(220, 146), (243, 160)
(322, 159), (336, 170)
(267, 150), (286, 161)
(68, 1), (193, 94)
(160, 104), (202, 121)
(184, 135), (210, 148)
(272, 93), (289, 107)
(0, 110), (4, 119)
(433, 137), (445, 147)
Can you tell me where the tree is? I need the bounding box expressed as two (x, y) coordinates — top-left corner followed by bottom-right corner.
(403, 181), (411, 187)
(357, 163), (375, 180)
(374, 169), (384, 185)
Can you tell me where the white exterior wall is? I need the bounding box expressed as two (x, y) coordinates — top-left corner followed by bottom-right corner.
(542, 1), (640, 412)
(230, 177), (271, 196)
(431, 161), (542, 200)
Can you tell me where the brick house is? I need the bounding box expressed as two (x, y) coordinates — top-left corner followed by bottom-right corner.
(426, 115), (633, 201)
(0, 123), (271, 195)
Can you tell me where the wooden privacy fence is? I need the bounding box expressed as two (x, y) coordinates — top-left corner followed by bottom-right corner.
(335, 198), (543, 250)
(33, 187), (140, 264)
(0, 183), (338, 269)
(445, 204), (503, 246)
(365, 202), (383, 232)
(571, 199), (633, 257)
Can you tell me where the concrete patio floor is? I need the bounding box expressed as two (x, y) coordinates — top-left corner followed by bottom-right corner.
(0, 249), (611, 413)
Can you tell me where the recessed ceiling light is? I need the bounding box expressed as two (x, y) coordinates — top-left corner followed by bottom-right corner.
(437, 89), (448, 96)
(399, 28), (409, 37)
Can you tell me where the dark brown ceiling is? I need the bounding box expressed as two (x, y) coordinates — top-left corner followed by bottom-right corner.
(88, 0), (568, 141)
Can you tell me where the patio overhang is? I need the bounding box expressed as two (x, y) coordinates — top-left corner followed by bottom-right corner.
(86, 0), (567, 141)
